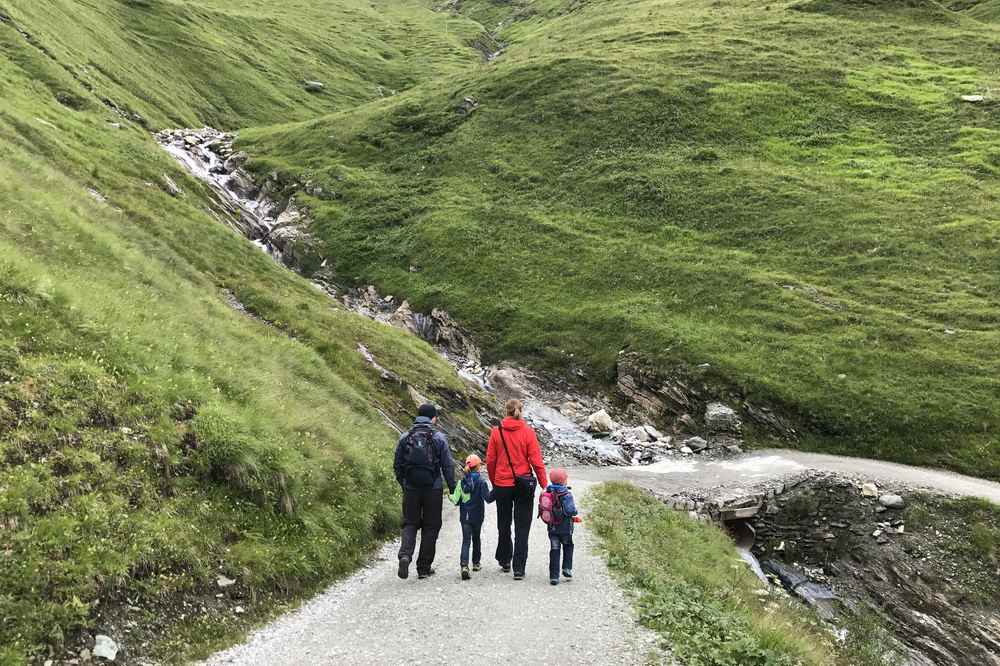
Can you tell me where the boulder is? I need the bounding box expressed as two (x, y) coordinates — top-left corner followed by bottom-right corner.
(216, 575), (236, 588)
(679, 445), (693, 454)
(223, 151), (248, 172)
(587, 409), (614, 434)
(705, 402), (740, 433)
(93, 635), (118, 661)
(682, 436), (708, 452)
(860, 482), (879, 497)
(303, 80), (325, 92)
(643, 425), (664, 440)
(960, 94), (984, 103)
(620, 426), (653, 442)
(487, 367), (527, 400)
(879, 494), (905, 510)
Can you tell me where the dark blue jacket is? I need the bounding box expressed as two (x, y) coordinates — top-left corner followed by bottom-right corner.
(458, 470), (494, 525)
(393, 417), (455, 492)
(546, 483), (578, 536)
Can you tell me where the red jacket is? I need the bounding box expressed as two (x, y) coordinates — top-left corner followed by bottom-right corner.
(486, 418), (549, 489)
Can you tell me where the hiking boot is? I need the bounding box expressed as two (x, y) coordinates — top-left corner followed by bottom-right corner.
(417, 568), (436, 580)
(397, 556), (410, 580)
(562, 569), (573, 580)
(550, 579), (559, 586)
(472, 563), (482, 572)
(461, 566), (471, 581)
(499, 563), (511, 573)
(513, 571), (524, 580)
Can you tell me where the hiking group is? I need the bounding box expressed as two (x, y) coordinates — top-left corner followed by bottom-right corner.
(393, 399), (581, 585)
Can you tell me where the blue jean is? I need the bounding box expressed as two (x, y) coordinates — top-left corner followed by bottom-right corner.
(461, 521), (482, 566)
(549, 533), (574, 580)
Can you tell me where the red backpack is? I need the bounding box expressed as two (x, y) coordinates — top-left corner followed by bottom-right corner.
(538, 488), (565, 525)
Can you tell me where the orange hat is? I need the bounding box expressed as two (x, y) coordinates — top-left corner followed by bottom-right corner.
(465, 454), (482, 469)
(550, 468), (569, 485)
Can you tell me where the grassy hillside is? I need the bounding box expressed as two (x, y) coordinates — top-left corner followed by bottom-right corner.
(1, 0), (481, 128)
(241, 0), (1000, 479)
(0, 5), (485, 663)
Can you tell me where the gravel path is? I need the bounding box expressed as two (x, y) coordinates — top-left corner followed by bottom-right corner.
(202, 481), (664, 665)
(573, 449), (1000, 503)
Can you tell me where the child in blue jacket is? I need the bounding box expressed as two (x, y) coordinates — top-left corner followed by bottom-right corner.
(546, 468), (580, 585)
(452, 454), (494, 580)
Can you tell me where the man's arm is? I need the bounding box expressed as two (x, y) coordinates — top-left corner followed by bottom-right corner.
(393, 433), (407, 486)
(437, 433), (456, 492)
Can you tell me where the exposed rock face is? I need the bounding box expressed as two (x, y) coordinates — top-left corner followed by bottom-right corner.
(615, 352), (798, 442)
(749, 476), (1000, 666)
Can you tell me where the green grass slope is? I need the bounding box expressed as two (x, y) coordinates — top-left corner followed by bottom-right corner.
(1, 0), (481, 128)
(0, 9), (483, 664)
(242, 0), (1000, 478)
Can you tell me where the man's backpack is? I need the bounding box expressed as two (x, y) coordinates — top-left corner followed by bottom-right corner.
(538, 487), (565, 526)
(402, 428), (440, 489)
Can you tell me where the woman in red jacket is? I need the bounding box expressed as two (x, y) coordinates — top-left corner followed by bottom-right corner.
(486, 398), (549, 579)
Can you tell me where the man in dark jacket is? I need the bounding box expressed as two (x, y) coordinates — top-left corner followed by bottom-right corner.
(394, 403), (455, 580)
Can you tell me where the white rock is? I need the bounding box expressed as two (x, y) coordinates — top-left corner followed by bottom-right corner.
(680, 446), (693, 454)
(643, 425), (664, 440)
(960, 94), (984, 102)
(93, 635), (118, 661)
(216, 574), (236, 588)
(682, 436), (708, 452)
(587, 409), (614, 433)
(621, 426), (653, 442)
(234, 605), (246, 614)
(879, 494), (905, 509)
(705, 402), (740, 432)
(304, 80), (325, 92)
(861, 482), (879, 497)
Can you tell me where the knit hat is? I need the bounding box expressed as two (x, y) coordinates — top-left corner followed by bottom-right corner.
(465, 454), (482, 469)
(550, 468), (569, 485)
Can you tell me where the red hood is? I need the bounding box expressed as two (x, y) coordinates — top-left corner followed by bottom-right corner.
(501, 417), (525, 432)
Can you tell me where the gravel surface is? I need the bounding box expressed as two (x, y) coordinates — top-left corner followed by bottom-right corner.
(202, 481), (665, 665)
(573, 449), (1000, 503)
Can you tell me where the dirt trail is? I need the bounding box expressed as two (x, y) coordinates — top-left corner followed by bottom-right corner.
(573, 449), (1000, 503)
(202, 481), (665, 666)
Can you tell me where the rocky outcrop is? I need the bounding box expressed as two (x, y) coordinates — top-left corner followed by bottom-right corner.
(615, 352), (798, 444)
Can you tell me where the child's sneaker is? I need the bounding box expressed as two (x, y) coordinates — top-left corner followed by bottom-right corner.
(550, 579), (559, 586)
(461, 565), (471, 581)
(562, 569), (573, 580)
(472, 563), (481, 572)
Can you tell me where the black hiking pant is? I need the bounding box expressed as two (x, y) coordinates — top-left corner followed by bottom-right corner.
(398, 488), (443, 574)
(493, 485), (534, 574)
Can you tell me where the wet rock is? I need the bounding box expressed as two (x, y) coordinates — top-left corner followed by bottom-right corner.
(879, 494), (905, 510)
(587, 409), (614, 434)
(682, 436), (707, 452)
(224, 151), (248, 172)
(303, 80), (325, 92)
(705, 402), (740, 433)
(487, 367), (527, 400)
(93, 635), (118, 661)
